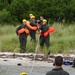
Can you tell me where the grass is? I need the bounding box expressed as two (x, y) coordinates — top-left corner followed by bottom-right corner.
(0, 23), (75, 54)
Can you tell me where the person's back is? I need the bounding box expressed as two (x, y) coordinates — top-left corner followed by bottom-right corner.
(46, 56), (70, 75)
(46, 68), (69, 75)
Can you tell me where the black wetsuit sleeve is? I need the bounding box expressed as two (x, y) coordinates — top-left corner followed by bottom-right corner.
(42, 26), (49, 33)
(16, 25), (21, 35)
(38, 25), (42, 31)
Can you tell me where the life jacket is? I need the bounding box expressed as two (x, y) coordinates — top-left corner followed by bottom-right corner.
(18, 28), (25, 34)
(24, 28), (30, 34)
(26, 21), (37, 30)
(18, 28), (29, 34)
(38, 31), (42, 36)
(44, 27), (55, 37)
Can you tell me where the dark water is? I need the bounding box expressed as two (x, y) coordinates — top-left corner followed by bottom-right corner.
(0, 64), (75, 75)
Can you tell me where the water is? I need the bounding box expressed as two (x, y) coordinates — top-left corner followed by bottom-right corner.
(0, 58), (75, 75)
(0, 64), (75, 75)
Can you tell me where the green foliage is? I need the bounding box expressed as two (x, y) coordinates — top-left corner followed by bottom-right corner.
(9, 0), (30, 22)
(0, 9), (11, 23)
(0, 25), (19, 52)
(50, 23), (75, 53)
(0, 0), (75, 24)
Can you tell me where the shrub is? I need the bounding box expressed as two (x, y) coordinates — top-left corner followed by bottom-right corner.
(0, 9), (11, 24)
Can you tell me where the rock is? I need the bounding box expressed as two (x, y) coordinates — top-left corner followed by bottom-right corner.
(54, 54), (64, 57)
(3, 59), (8, 61)
(17, 63), (22, 66)
(48, 58), (54, 63)
(69, 54), (75, 58)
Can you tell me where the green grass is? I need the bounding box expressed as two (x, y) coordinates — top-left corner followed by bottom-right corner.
(50, 23), (75, 53)
(0, 23), (75, 54)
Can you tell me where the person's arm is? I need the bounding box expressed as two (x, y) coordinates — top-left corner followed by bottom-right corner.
(42, 25), (49, 33)
(30, 20), (37, 26)
(38, 25), (42, 31)
(16, 25), (21, 36)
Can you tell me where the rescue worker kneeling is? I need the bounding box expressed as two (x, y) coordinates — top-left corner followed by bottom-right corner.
(16, 19), (29, 53)
(38, 19), (50, 48)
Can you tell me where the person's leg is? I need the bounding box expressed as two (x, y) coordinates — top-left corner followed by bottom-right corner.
(32, 31), (36, 42)
(22, 36), (27, 53)
(39, 36), (44, 47)
(45, 35), (50, 60)
(30, 31), (33, 41)
(30, 31), (36, 42)
(19, 36), (24, 53)
(45, 35), (50, 48)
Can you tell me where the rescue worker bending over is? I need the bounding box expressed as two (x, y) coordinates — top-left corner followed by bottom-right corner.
(29, 15), (37, 42)
(38, 19), (50, 48)
(16, 19), (29, 53)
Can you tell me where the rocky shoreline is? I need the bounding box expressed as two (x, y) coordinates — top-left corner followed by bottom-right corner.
(0, 52), (75, 75)
(0, 52), (75, 62)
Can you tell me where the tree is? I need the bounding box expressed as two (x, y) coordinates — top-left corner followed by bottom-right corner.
(9, 0), (30, 22)
(0, 9), (11, 23)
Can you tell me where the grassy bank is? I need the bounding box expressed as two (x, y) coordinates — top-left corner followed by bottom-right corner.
(0, 23), (75, 53)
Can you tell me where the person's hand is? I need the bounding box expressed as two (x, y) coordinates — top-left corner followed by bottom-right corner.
(17, 36), (19, 38)
(40, 30), (42, 33)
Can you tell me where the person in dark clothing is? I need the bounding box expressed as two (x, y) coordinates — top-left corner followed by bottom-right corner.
(16, 19), (29, 53)
(72, 58), (75, 67)
(29, 15), (37, 42)
(37, 16), (44, 28)
(38, 19), (50, 48)
(39, 16), (44, 25)
(46, 56), (70, 75)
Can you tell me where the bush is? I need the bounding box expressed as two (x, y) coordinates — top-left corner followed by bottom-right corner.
(0, 9), (12, 24)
